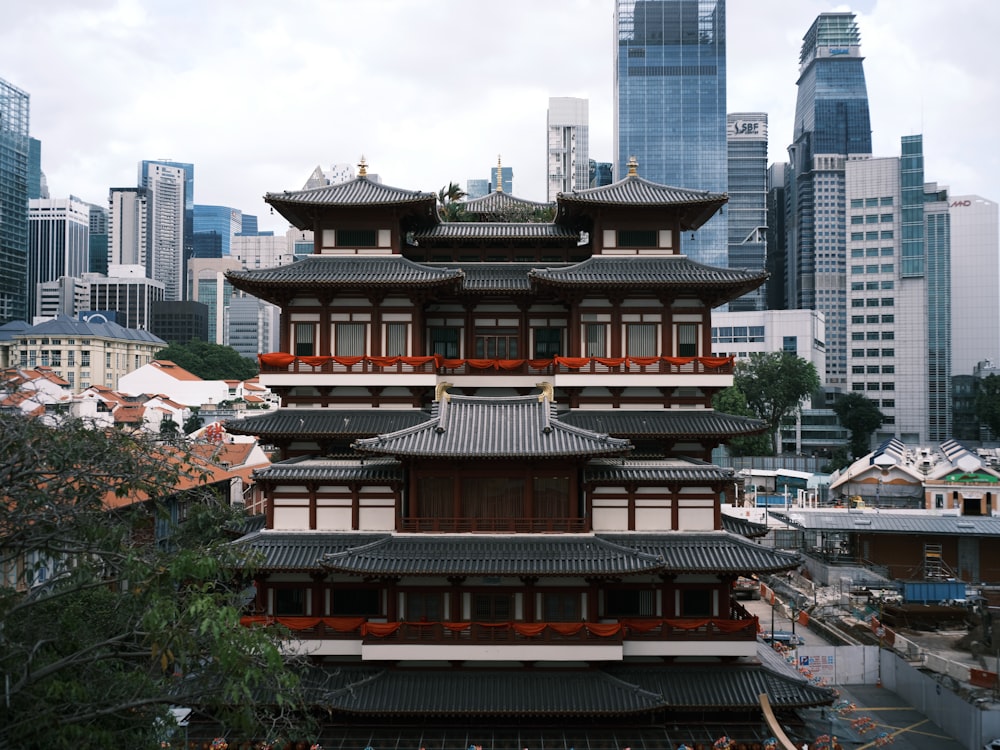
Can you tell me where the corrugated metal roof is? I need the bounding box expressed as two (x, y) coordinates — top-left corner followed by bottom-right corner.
(412, 223), (576, 240)
(353, 394), (631, 459)
(16, 315), (165, 344)
(297, 663), (833, 715)
(601, 532), (802, 574)
(224, 409), (430, 438)
(227, 255), (463, 289)
(561, 409), (768, 437)
(771, 510), (1000, 536)
(320, 535), (664, 577)
(531, 256), (767, 289)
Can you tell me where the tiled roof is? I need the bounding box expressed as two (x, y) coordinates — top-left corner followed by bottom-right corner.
(265, 176), (437, 227)
(296, 663), (833, 716)
(462, 190), (554, 215)
(601, 532), (802, 574)
(771, 510), (1000, 536)
(531, 256), (768, 291)
(353, 394), (631, 459)
(227, 256), (463, 295)
(584, 458), (736, 484)
(233, 531), (389, 571)
(252, 457), (402, 483)
(13, 315), (165, 344)
(721, 513), (770, 539)
(560, 409), (768, 437)
(237, 531), (800, 576)
(435, 262), (571, 293)
(412, 223), (577, 241)
(224, 409), (431, 438)
(319, 535), (665, 577)
(150, 360), (202, 381)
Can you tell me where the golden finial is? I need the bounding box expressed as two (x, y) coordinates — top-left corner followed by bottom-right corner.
(358, 155), (368, 177)
(495, 154), (503, 193)
(627, 156), (638, 176)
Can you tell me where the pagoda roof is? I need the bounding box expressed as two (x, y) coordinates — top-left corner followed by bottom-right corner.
(530, 256), (768, 298)
(411, 222), (577, 242)
(225, 255), (463, 303)
(556, 174), (726, 230)
(264, 176), (438, 228)
(462, 190), (554, 216)
(235, 530), (801, 576)
(561, 410), (769, 438)
(721, 513), (770, 539)
(441, 261), (570, 293)
(353, 394), (632, 459)
(224, 409), (430, 439)
(584, 458), (736, 484)
(252, 456), (402, 484)
(319, 534), (665, 577)
(291, 662), (833, 716)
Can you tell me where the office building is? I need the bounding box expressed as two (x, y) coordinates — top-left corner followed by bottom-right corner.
(27, 137), (45, 200)
(86, 265), (166, 331)
(786, 12), (873, 387)
(845, 135), (950, 445)
(949, 195), (999, 378)
(193, 204), (242, 258)
(27, 197), (90, 319)
(546, 97), (589, 201)
(109, 187), (151, 270)
(230, 232), (295, 270)
(149, 300), (208, 345)
(224, 292), (279, 360)
(187, 257), (241, 344)
(465, 178), (489, 200)
(614, 0), (727, 267)
(139, 160), (194, 302)
(88, 202), (109, 274)
(765, 162), (789, 310)
(726, 113), (768, 311)
(0, 77), (31, 323)
(589, 159), (614, 187)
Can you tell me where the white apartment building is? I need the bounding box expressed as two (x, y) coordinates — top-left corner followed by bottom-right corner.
(28, 197), (91, 318)
(108, 187), (150, 268)
(140, 163), (186, 301)
(546, 97), (589, 201)
(950, 195), (1000, 377)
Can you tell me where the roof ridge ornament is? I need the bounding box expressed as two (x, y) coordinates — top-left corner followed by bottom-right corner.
(495, 154), (503, 193)
(358, 155), (368, 177)
(627, 156), (639, 176)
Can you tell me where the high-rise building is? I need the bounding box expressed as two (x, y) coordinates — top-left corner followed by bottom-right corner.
(109, 187), (151, 271)
(546, 97), (589, 201)
(786, 12), (872, 387)
(489, 161), (513, 194)
(614, 0), (727, 267)
(194, 204), (242, 258)
(949, 195), (999, 378)
(465, 179), (489, 200)
(225, 292), (280, 360)
(27, 137), (46, 199)
(727, 113), (768, 311)
(0, 77), (31, 323)
(765, 162), (789, 310)
(27, 197), (90, 319)
(230, 232), (295, 271)
(86, 265), (166, 331)
(589, 160), (614, 188)
(139, 160), (194, 302)
(187, 257), (241, 344)
(87, 202), (109, 275)
(844, 135), (950, 445)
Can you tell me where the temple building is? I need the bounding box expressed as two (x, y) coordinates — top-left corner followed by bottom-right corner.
(220, 159), (834, 748)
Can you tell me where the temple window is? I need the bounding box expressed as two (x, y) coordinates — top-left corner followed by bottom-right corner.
(617, 229), (657, 248)
(680, 588), (713, 617)
(626, 323), (658, 357)
(584, 322), (608, 357)
(676, 323), (698, 357)
(335, 229), (377, 247)
(475, 327), (519, 358)
(331, 588), (381, 616)
(461, 476), (526, 518)
(293, 323), (316, 356)
(429, 327), (461, 358)
(605, 589), (655, 617)
(334, 322), (367, 356)
(385, 322), (409, 356)
(274, 587), (307, 616)
(543, 592), (580, 621)
(533, 327), (562, 358)
(405, 592), (443, 621)
(474, 593), (513, 622)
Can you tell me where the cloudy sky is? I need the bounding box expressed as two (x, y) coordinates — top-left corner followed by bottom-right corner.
(4, 0), (997, 233)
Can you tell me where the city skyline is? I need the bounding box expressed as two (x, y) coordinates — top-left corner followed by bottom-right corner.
(3, 1), (997, 235)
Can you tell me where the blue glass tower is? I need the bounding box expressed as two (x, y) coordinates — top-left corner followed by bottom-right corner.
(787, 12), (872, 386)
(614, 0), (727, 267)
(194, 204), (242, 258)
(0, 78), (31, 323)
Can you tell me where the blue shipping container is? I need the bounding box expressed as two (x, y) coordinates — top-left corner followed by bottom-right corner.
(902, 581), (966, 603)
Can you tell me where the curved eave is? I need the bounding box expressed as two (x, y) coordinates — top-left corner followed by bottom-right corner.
(559, 411), (769, 439)
(602, 532), (802, 574)
(223, 409), (431, 439)
(264, 181), (438, 229)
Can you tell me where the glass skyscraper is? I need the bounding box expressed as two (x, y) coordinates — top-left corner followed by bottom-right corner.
(786, 12), (872, 386)
(727, 113), (768, 311)
(194, 204), (242, 258)
(614, 0), (727, 267)
(139, 160), (194, 301)
(0, 78), (31, 323)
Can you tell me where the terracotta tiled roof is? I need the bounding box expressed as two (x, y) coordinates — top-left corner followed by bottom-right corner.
(353, 394), (631, 459)
(150, 360), (203, 381)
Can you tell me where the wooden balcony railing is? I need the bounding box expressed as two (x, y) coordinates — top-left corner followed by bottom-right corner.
(257, 353), (735, 377)
(240, 609), (759, 644)
(400, 517), (588, 533)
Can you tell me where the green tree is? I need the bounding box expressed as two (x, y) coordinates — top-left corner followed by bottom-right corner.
(154, 339), (259, 381)
(832, 392), (885, 459)
(437, 181), (469, 221)
(712, 386), (773, 456)
(183, 409), (204, 434)
(734, 352), (821, 455)
(0, 411), (311, 750)
(976, 374), (1000, 438)
(160, 414), (179, 436)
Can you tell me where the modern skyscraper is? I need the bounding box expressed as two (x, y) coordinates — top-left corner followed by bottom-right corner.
(194, 204), (242, 258)
(109, 187), (151, 269)
(949, 195), (999, 378)
(845, 135), (950, 445)
(139, 161), (192, 301)
(546, 97), (589, 201)
(87, 202), (109, 275)
(727, 113), (768, 311)
(27, 197), (90, 319)
(614, 0), (727, 267)
(0, 77), (31, 323)
(765, 162), (789, 310)
(786, 12), (872, 387)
